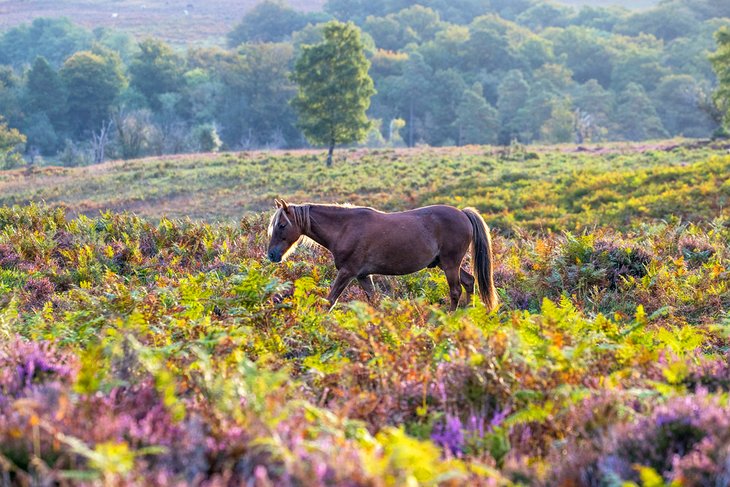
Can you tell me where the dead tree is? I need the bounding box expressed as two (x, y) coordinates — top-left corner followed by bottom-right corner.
(91, 119), (114, 164)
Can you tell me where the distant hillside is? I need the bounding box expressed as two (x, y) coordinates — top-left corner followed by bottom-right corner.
(556, 0), (659, 8)
(0, 0), (326, 45)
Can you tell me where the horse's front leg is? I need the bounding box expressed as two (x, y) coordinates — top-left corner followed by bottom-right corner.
(326, 268), (356, 310)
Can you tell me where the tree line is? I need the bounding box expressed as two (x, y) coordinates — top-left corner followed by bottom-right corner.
(0, 0), (729, 167)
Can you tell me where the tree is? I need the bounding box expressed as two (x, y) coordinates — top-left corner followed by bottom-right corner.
(387, 51), (433, 147)
(425, 68), (467, 145)
(227, 1), (327, 46)
(112, 108), (154, 159)
(653, 75), (716, 137)
(129, 39), (185, 112)
(516, 3), (573, 31)
(572, 79), (614, 142)
(540, 99), (574, 143)
(454, 83), (498, 145)
(497, 69), (529, 144)
(710, 27), (730, 131)
(615, 5), (699, 42)
(0, 17), (91, 69)
(22, 112), (60, 155)
(0, 66), (23, 130)
(0, 116), (26, 169)
(545, 26), (615, 87)
(60, 49), (127, 137)
(292, 21), (375, 166)
(218, 43), (298, 148)
(613, 83), (667, 141)
(25, 56), (66, 153)
(26, 56), (66, 122)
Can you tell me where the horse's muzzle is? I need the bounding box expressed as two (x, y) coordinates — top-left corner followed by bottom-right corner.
(267, 249), (282, 263)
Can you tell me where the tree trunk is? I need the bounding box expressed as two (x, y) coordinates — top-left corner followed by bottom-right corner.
(326, 141), (334, 167)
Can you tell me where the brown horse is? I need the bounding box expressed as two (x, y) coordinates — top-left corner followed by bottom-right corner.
(266, 200), (498, 311)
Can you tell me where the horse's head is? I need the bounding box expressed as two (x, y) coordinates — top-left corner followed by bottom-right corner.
(267, 199), (304, 263)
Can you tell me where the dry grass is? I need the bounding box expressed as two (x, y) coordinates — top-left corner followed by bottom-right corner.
(0, 0), (326, 46)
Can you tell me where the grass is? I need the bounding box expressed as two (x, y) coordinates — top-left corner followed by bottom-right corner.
(2, 139), (729, 230)
(1, 141), (730, 484)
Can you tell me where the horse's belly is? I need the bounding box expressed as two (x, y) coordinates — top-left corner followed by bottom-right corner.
(362, 242), (438, 276)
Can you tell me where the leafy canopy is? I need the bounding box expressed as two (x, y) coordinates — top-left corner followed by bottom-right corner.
(710, 26), (730, 130)
(292, 21), (375, 163)
(60, 48), (127, 136)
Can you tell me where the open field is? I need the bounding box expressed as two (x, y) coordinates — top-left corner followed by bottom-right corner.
(2, 139), (729, 230)
(0, 0), (326, 45)
(2, 142), (730, 484)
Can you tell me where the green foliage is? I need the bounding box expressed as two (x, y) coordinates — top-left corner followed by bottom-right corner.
(60, 49), (127, 137)
(227, 0), (329, 46)
(129, 39), (185, 112)
(0, 116), (26, 169)
(0, 3), (728, 157)
(25, 56), (67, 128)
(191, 123), (222, 153)
(292, 21), (376, 165)
(219, 42), (298, 148)
(710, 27), (730, 131)
(0, 18), (91, 69)
(455, 84), (499, 145)
(0, 185), (728, 483)
(615, 83), (668, 141)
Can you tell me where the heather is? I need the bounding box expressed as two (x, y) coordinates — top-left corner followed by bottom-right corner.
(1, 145), (730, 485)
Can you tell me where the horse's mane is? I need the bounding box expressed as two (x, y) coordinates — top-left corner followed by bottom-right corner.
(268, 202), (370, 255)
(268, 204), (318, 252)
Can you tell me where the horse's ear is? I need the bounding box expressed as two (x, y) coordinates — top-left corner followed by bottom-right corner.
(274, 198), (286, 209)
(279, 199), (289, 211)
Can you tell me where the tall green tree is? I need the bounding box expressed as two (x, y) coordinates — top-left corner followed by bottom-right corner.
(60, 48), (127, 136)
(454, 83), (498, 145)
(26, 56), (66, 126)
(710, 26), (730, 131)
(653, 75), (716, 137)
(614, 83), (667, 141)
(292, 21), (375, 166)
(218, 43), (298, 147)
(129, 39), (185, 112)
(497, 69), (529, 144)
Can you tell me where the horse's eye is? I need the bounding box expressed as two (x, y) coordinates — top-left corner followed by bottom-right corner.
(278, 222), (287, 229)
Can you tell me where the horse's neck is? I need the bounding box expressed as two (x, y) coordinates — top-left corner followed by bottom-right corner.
(305, 205), (349, 251)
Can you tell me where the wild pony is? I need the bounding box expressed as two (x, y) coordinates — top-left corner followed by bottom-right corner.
(267, 200), (498, 312)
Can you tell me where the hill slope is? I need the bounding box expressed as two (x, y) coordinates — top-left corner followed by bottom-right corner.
(0, 0), (326, 45)
(1, 141), (729, 231)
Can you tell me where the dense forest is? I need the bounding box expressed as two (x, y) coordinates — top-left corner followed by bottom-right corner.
(0, 0), (729, 165)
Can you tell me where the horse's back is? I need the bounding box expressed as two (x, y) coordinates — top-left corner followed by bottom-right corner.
(398, 205), (472, 235)
(327, 204), (473, 276)
(378, 204), (472, 253)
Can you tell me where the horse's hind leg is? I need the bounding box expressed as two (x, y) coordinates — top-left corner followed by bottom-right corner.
(357, 275), (377, 303)
(442, 266), (462, 312)
(460, 268), (475, 306)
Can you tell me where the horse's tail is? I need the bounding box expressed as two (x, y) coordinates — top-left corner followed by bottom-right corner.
(462, 208), (498, 312)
